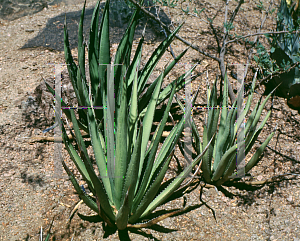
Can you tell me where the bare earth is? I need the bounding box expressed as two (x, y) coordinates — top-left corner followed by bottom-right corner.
(0, 0), (300, 240)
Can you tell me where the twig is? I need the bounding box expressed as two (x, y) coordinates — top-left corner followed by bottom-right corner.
(254, 61), (300, 89)
(219, 0), (245, 104)
(243, 0), (274, 79)
(229, 173), (300, 186)
(225, 29), (298, 45)
(128, 0), (220, 61)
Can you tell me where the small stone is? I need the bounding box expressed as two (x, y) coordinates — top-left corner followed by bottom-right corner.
(287, 195), (293, 202)
(58, 205), (65, 212)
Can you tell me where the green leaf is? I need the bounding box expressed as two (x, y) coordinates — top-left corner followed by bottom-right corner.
(138, 47), (189, 114)
(244, 131), (275, 173)
(137, 73), (164, 187)
(213, 73), (229, 171)
(78, 0), (86, 84)
(114, 2), (141, 98)
(114, 68), (128, 210)
(138, 23), (184, 95)
(88, 0), (101, 97)
(211, 142), (242, 182)
(61, 158), (99, 214)
(201, 124), (210, 182)
(270, 47), (275, 53)
(134, 76), (178, 208)
(140, 128), (215, 219)
(122, 124), (143, 215)
(116, 188), (130, 230)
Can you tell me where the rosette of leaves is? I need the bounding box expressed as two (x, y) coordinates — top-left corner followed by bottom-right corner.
(45, 0), (212, 236)
(177, 73), (276, 186)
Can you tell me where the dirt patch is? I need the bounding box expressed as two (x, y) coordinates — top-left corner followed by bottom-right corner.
(0, 0), (300, 240)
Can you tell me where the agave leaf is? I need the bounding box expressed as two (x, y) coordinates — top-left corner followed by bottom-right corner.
(152, 112), (184, 173)
(79, 71), (113, 202)
(98, 0), (110, 82)
(148, 115), (185, 182)
(64, 16), (78, 92)
(88, 0), (101, 97)
(138, 48), (189, 113)
(139, 129), (215, 220)
(121, 124), (143, 215)
(76, 67), (87, 109)
(201, 125), (210, 182)
(133, 77), (177, 208)
(216, 73), (229, 140)
(105, 66), (115, 178)
(211, 141), (243, 182)
(44, 80), (88, 132)
(248, 90), (273, 132)
(137, 23), (184, 95)
(131, 114), (185, 214)
(207, 80), (220, 164)
(243, 73), (257, 116)
(129, 154), (173, 223)
(61, 158), (99, 214)
(76, 5), (90, 124)
(128, 65), (139, 155)
(138, 64), (198, 118)
(226, 101), (238, 149)
(93, 1), (111, 167)
(114, 67), (128, 210)
(98, 0), (111, 146)
(174, 83), (202, 155)
(233, 78), (246, 138)
(245, 111), (271, 154)
(244, 97), (261, 136)
(150, 68), (203, 168)
(126, 34), (144, 106)
(68, 97), (115, 221)
(213, 74), (230, 171)
(113, 3), (142, 100)
(220, 131), (275, 185)
(213, 99), (236, 172)
(60, 119), (94, 193)
(191, 115), (202, 154)
(138, 73), (164, 187)
(116, 188), (130, 230)
(243, 131), (275, 174)
(201, 79), (219, 183)
(78, 0), (86, 84)
(221, 151), (241, 182)
(87, 107), (116, 221)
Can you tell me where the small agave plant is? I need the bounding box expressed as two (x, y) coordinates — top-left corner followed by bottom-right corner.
(45, 0), (212, 238)
(177, 72), (276, 186)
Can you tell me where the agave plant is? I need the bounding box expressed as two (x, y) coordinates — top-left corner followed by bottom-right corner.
(45, 0), (212, 237)
(177, 72), (276, 186)
(47, 0), (198, 134)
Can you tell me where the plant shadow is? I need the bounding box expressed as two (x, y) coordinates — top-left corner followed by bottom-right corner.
(20, 0), (171, 52)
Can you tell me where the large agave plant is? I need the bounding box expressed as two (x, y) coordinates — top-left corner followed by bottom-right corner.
(45, 0), (212, 236)
(177, 73), (276, 186)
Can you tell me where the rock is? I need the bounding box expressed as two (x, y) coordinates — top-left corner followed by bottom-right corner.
(0, 0), (58, 21)
(20, 69), (77, 131)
